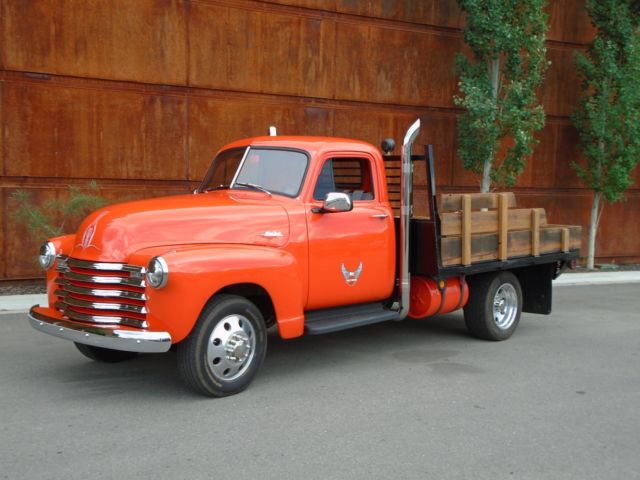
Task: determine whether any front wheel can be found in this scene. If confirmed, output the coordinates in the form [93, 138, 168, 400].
[464, 271, 523, 341]
[177, 295, 267, 397]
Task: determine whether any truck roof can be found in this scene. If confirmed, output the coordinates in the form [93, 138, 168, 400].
[220, 136, 382, 157]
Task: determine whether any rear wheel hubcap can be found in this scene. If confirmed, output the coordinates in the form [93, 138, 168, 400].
[493, 284, 518, 330]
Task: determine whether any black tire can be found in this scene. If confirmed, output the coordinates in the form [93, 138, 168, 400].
[74, 343, 139, 363]
[177, 294, 267, 397]
[463, 271, 523, 341]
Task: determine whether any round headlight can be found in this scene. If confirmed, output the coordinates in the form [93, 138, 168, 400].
[146, 256, 169, 289]
[38, 241, 56, 270]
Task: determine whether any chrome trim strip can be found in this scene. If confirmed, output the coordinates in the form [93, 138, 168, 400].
[55, 281, 146, 301]
[399, 119, 421, 319]
[56, 255, 70, 272]
[229, 146, 251, 188]
[57, 296, 147, 315]
[66, 258, 143, 273]
[28, 307, 170, 353]
[62, 271, 146, 288]
[55, 302, 147, 328]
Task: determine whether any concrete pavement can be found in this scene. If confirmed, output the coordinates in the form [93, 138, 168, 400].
[1, 283, 639, 479]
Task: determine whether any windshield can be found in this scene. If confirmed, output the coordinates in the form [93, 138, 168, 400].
[200, 147, 309, 198]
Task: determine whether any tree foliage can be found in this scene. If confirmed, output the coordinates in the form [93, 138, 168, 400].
[572, 0, 640, 269]
[573, 0, 640, 203]
[455, 0, 549, 191]
[10, 181, 108, 241]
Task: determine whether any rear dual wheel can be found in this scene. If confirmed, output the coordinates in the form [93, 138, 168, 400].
[464, 271, 523, 341]
[177, 295, 267, 397]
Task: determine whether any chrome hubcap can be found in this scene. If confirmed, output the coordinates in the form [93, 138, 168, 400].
[493, 283, 518, 330]
[207, 314, 256, 381]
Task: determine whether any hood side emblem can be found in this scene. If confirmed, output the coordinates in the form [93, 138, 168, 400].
[341, 262, 363, 286]
[77, 211, 108, 250]
[261, 231, 284, 238]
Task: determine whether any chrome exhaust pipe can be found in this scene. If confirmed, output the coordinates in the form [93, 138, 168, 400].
[398, 119, 420, 318]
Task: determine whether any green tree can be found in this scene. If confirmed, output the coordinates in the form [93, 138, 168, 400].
[455, 0, 549, 192]
[573, 0, 640, 269]
[10, 181, 108, 241]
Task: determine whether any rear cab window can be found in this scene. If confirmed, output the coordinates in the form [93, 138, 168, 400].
[313, 157, 376, 201]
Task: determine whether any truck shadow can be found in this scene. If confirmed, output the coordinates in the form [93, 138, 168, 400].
[45, 312, 474, 400]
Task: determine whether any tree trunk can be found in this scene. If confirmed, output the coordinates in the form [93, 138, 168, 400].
[481, 57, 501, 193]
[586, 190, 600, 269]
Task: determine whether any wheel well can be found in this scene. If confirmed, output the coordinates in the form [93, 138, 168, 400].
[215, 283, 277, 327]
[466, 265, 554, 315]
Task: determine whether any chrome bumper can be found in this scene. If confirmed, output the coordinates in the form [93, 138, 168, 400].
[28, 306, 172, 353]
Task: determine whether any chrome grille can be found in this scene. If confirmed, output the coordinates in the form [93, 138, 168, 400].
[55, 256, 148, 328]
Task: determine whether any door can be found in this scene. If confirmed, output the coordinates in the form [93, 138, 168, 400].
[305, 154, 395, 310]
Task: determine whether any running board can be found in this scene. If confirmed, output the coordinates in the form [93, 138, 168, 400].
[304, 302, 399, 335]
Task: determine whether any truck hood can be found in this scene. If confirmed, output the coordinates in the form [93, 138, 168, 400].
[69, 191, 290, 262]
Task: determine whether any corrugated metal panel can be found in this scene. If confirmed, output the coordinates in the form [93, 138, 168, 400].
[0, 0, 637, 280]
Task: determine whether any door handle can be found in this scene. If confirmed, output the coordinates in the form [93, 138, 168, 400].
[371, 214, 388, 219]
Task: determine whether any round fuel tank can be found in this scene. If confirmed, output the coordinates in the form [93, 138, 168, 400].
[408, 276, 469, 319]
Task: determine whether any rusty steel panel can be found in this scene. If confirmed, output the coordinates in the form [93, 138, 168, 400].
[331, 108, 457, 187]
[1, 0, 639, 280]
[334, 21, 461, 107]
[190, 2, 461, 107]
[517, 191, 640, 260]
[2, 186, 58, 278]
[0, 80, 3, 175]
[554, 124, 586, 189]
[518, 123, 558, 189]
[542, 46, 582, 117]
[188, 95, 335, 180]
[266, 0, 464, 28]
[548, 0, 596, 44]
[1, 0, 187, 85]
[419, 113, 457, 187]
[189, 3, 336, 97]
[3, 80, 187, 180]
[0, 191, 5, 279]
[2, 183, 188, 279]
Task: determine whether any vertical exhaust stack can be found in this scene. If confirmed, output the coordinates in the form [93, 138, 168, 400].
[398, 119, 421, 319]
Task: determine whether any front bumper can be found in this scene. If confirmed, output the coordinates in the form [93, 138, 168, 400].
[28, 305, 172, 353]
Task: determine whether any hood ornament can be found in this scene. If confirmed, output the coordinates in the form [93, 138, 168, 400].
[77, 211, 108, 250]
[341, 262, 363, 286]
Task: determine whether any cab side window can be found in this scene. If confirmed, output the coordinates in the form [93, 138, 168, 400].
[313, 157, 375, 201]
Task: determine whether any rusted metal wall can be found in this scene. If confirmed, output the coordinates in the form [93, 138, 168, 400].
[1, 0, 638, 280]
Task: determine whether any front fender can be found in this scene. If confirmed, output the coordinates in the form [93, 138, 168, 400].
[131, 245, 305, 343]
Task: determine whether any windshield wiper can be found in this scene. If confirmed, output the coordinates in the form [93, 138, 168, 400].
[203, 185, 228, 192]
[233, 182, 272, 196]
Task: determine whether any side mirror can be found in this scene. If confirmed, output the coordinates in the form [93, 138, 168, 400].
[313, 192, 353, 213]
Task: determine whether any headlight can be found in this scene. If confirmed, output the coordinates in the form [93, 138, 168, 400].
[146, 256, 169, 289]
[38, 241, 56, 270]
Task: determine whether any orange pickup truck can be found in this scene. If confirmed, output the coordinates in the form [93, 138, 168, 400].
[28, 120, 580, 397]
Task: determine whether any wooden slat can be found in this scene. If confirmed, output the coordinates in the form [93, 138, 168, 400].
[439, 208, 547, 236]
[562, 227, 570, 252]
[531, 209, 541, 256]
[461, 194, 471, 266]
[441, 225, 582, 266]
[498, 193, 509, 261]
[438, 192, 517, 213]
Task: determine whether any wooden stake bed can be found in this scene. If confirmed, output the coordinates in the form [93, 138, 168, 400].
[437, 192, 581, 267]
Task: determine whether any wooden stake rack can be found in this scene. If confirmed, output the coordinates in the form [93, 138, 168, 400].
[438, 192, 581, 267]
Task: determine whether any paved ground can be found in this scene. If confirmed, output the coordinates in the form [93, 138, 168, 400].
[1, 284, 639, 480]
